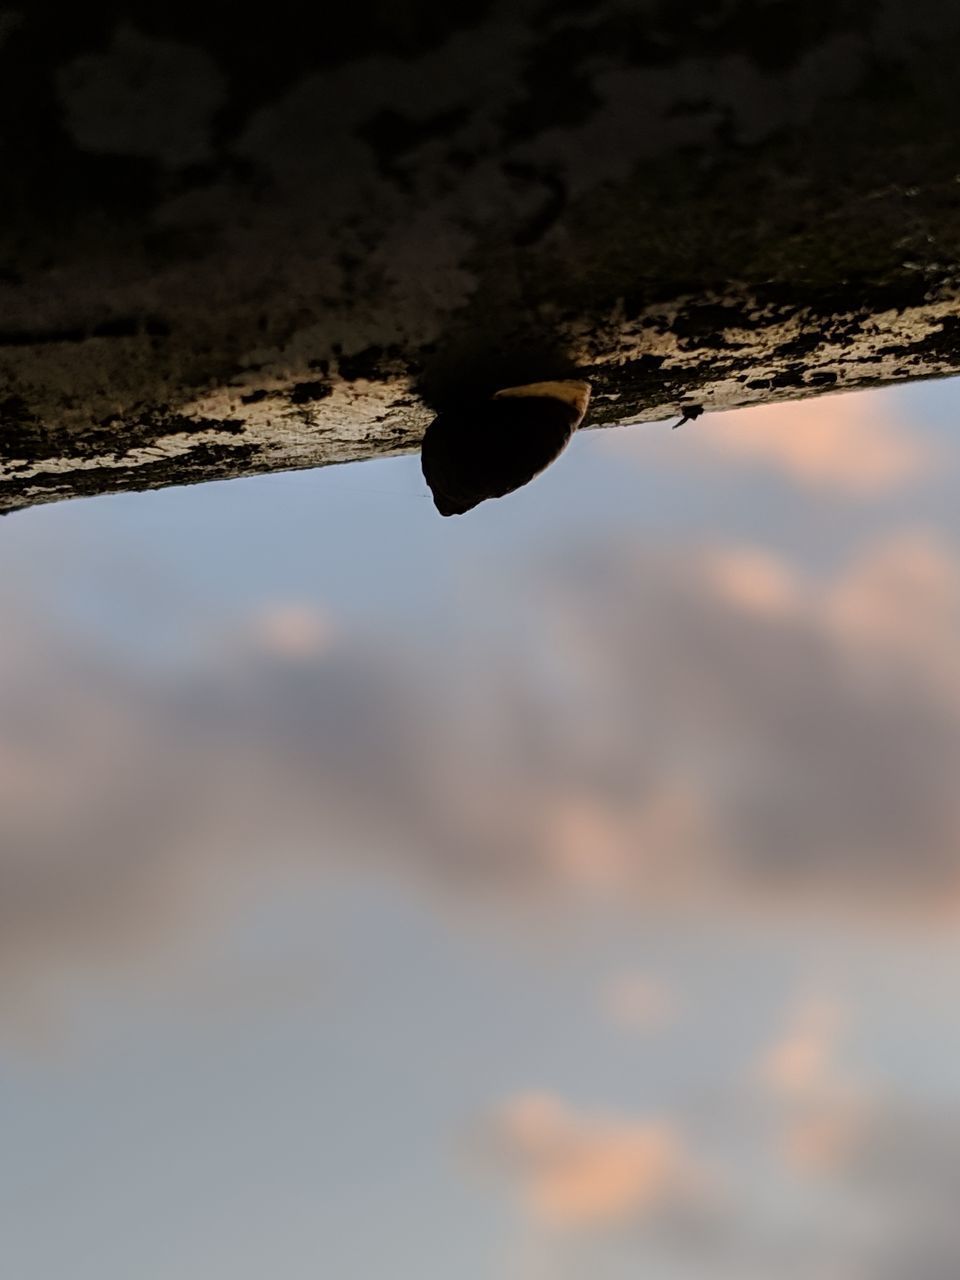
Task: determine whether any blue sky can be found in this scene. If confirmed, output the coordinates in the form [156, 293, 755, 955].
[3, 379, 960, 1279]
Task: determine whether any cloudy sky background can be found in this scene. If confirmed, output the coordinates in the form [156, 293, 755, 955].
[3, 380, 960, 1279]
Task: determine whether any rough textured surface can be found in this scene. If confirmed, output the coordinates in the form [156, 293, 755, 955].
[2, 0, 960, 514]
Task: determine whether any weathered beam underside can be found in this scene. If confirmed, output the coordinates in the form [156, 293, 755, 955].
[2, 1, 960, 513]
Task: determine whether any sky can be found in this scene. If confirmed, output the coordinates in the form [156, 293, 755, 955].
[2, 379, 960, 1279]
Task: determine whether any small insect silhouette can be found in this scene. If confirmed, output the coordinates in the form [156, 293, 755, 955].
[421, 379, 591, 516]
[671, 403, 704, 429]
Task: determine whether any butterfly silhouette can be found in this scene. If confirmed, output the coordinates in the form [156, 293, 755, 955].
[421, 380, 591, 516]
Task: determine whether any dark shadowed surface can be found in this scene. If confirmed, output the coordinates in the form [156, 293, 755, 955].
[3, 0, 960, 512]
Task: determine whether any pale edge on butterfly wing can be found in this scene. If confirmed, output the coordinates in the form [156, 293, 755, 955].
[492, 380, 591, 428]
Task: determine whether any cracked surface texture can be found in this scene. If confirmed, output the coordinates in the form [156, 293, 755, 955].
[2, 0, 960, 513]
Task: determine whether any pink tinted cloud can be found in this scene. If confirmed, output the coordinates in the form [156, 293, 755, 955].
[485, 1093, 708, 1229]
[248, 602, 336, 659]
[6, 520, 960, 1019]
[607, 388, 932, 495]
[699, 393, 929, 493]
[755, 994, 874, 1178]
[758, 997, 846, 1096]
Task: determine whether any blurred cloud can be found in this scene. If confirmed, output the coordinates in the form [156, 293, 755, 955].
[756, 995, 873, 1179]
[609, 390, 932, 495]
[601, 972, 678, 1032]
[476, 1052, 960, 1275]
[478, 1089, 960, 1278]
[701, 394, 929, 493]
[826, 532, 960, 691]
[6, 382, 960, 1280]
[697, 545, 797, 618]
[248, 602, 336, 659]
[758, 997, 845, 1096]
[779, 1096, 871, 1174]
[483, 1093, 708, 1230]
[847, 1107, 960, 1277]
[531, 530, 960, 908]
[4, 520, 960, 1017]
